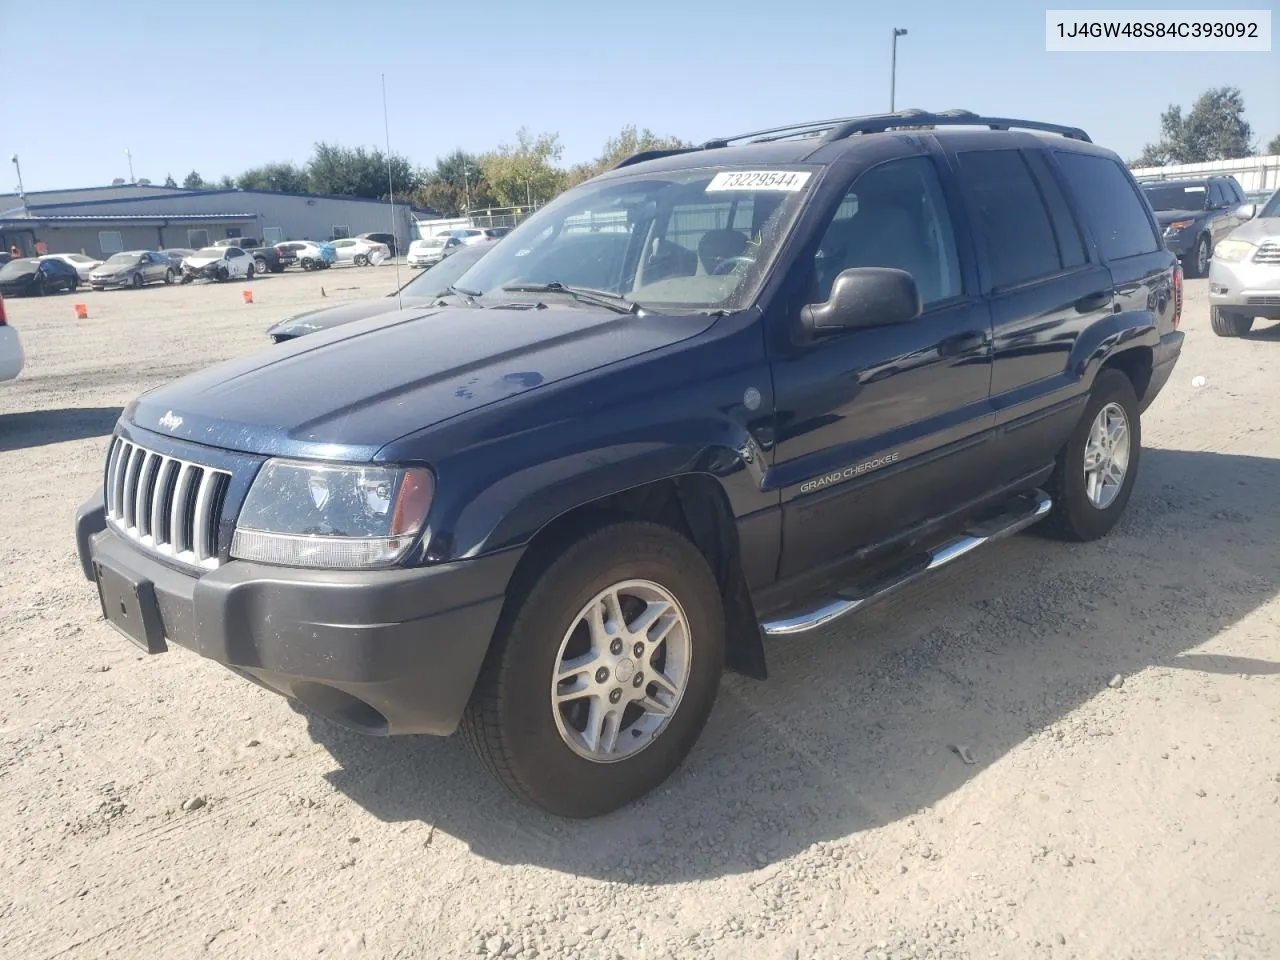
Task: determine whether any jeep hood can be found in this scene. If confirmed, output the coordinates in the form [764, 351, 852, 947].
[129, 303, 713, 460]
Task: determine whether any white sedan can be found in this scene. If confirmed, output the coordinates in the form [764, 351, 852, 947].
[179, 246, 257, 282]
[331, 238, 391, 266]
[1, 295, 23, 383]
[40, 253, 103, 281]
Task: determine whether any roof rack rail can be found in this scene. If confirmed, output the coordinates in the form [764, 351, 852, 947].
[614, 109, 1091, 169]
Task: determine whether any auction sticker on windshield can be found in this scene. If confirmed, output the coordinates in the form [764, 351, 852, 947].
[707, 171, 811, 192]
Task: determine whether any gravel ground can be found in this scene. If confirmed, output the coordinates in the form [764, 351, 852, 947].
[1, 270, 1277, 960]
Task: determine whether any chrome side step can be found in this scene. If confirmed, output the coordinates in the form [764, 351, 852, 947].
[760, 490, 1052, 637]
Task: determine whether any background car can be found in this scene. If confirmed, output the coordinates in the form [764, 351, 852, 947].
[267, 240, 492, 341]
[356, 232, 399, 257]
[1208, 187, 1280, 337]
[89, 251, 175, 290]
[212, 237, 286, 274]
[161, 248, 195, 273]
[0, 291, 22, 382]
[406, 233, 465, 268]
[39, 253, 102, 281]
[179, 246, 256, 282]
[331, 237, 391, 266]
[279, 240, 336, 270]
[0, 257, 81, 297]
[1139, 175, 1252, 277]
[454, 227, 506, 246]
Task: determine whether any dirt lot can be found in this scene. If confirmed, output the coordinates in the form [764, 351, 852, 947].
[1, 270, 1277, 960]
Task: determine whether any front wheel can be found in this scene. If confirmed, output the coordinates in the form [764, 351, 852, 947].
[254, 256, 268, 276]
[462, 521, 725, 818]
[131, 273, 143, 290]
[1210, 305, 1254, 337]
[1041, 368, 1141, 542]
[354, 254, 369, 267]
[1186, 235, 1211, 278]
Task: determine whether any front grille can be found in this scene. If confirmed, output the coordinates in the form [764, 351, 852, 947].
[105, 438, 231, 570]
[1254, 242, 1280, 264]
[1245, 296, 1280, 305]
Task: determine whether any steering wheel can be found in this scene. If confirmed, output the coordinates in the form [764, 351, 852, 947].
[710, 255, 755, 276]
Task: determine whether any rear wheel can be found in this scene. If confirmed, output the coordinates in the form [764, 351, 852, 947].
[254, 256, 268, 276]
[1210, 305, 1254, 337]
[1041, 368, 1141, 542]
[354, 254, 369, 267]
[1185, 235, 1211, 278]
[462, 521, 725, 818]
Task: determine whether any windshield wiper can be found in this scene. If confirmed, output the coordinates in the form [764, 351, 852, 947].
[448, 284, 481, 305]
[500, 282, 641, 315]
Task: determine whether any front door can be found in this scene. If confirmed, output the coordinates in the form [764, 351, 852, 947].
[770, 154, 994, 579]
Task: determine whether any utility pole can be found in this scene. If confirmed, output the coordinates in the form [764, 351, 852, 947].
[462, 161, 471, 218]
[10, 154, 24, 200]
[890, 28, 908, 112]
[526, 179, 532, 209]
[126, 148, 135, 184]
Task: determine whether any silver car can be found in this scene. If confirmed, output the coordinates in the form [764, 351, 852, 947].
[89, 250, 176, 290]
[1208, 188, 1280, 337]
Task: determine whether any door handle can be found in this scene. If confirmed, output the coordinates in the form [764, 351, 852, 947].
[1075, 290, 1113, 313]
[938, 331, 987, 356]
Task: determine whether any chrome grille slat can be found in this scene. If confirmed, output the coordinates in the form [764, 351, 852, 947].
[103, 438, 232, 571]
[1254, 242, 1279, 264]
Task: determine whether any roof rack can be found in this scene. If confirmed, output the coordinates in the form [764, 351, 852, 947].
[614, 109, 1091, 170]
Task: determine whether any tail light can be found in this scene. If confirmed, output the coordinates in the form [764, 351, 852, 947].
[1172, 260, 1183, 329]
[0, 291, 7, 326]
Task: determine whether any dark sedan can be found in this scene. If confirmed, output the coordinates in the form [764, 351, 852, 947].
[0, 257, 80, 297]
[266, 239, 491, 342]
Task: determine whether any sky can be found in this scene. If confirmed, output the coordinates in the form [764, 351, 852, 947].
[3, 0, 1277, 192]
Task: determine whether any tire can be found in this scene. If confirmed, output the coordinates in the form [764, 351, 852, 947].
[34, 277, 46, 297]
[354, 254, 369, 267]
[131, 273, 143, 290]
[254, 256, 268, 276]
[246, 264, 255, 280]
[1185, 235, 1211, 278]
[68, 277, 78, 293]
[215, 266, 228, 282]
[164, 268, 175, 284]
[1210, 305, 1254, 337]
[462, 520, 725, 818]
[1041, 368, 1141, 542]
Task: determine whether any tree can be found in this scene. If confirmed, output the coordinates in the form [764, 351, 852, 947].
[163, 174, 177, 188]
[413, 149, 496, 216]
[1266, 134, 1280, 156]
[218, 174, 235, 189]
[565, 125, 693, 187]
[182, 170, 206, 189]
[306, 142, 419, 199]
[1138, 87, 1254, 165]
[236, 162, 309, 194]
[480, 128, 566, 208]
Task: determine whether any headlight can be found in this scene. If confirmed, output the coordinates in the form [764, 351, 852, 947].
[1212, 239, 1255, 263]
[1164, 219, 1194, 232]
[230, 460, 434, 569]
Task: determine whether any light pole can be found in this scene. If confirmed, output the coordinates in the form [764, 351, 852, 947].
[10, 154, 24, 199]
[462, 161, 471, 218]
[890, 27, 908, 112]
[126, 147, 135, 184]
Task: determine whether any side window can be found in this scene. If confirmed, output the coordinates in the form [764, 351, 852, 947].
[1054, 152, 1161, 261]
[227, 248, 244, 258]
[1208, 182, 1226, 207]
[954, 149, 1062, 289]
[813, 156, 961, 306]
[1023, 151, 1087, 270]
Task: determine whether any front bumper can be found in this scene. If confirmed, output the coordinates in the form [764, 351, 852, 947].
[407, 254, 443, 267]
[1208, 258, 1280, 319]
[75, 494, 519, 736]
[89, 275, 132, 289]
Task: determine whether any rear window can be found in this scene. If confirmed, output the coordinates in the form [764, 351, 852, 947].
[1056, 153, 1161, 261]
[954, 149, 1064, 289]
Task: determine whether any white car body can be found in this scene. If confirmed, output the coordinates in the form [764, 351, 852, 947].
[406, 234, 465, 268]
[0, 294, 23, 382]
[40, 253, 102, 281]
[183, 246, 255, 280]
[330, 238, 391, 265]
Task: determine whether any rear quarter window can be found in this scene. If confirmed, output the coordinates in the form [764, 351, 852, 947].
[1054, 152, 1161, 261]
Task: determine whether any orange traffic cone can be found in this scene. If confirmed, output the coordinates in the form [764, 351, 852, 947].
[74, 303, 88, 319]
[242, 289, 254, 304]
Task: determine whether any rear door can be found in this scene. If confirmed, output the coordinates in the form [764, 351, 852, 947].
[770, 152, 994, 576]
[944, 142, 1114, 483]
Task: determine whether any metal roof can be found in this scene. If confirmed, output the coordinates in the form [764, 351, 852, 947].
[0, 213, 255, 225]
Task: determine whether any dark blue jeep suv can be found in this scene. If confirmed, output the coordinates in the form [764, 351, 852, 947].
[76, 109, 1184, 817]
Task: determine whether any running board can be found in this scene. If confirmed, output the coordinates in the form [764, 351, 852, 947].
[760, 490, 1052, 637]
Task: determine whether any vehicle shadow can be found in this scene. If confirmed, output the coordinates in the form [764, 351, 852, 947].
[1243, 319, 1280, 341]
[0, 406, 121, 453]
[309, 447, 1280, 884]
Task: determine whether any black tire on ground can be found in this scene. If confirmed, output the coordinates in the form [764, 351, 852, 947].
[131, 273, 143, 289]
[1210, 305, 1254, 337]
[254, 256, 268, 275]
[354, 254, 369, 267]
[165, 268, 175, 284]
[270, 264, 285, 273]
[246, 264, 255, 280]
[1185, 235, 1211, 278]
[34, 276, 46, 296]
[1041, 368, 1141, 542]
[215, 266, 228, 282]
[462, 520, 726, 818]
[67, 277, 78, 293]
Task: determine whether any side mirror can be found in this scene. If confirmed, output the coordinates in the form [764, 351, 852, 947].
[801, 267, 922, 335]
[1235, 203, 1257, 219]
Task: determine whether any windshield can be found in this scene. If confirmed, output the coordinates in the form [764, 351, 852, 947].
[1260, 190, 1280, 219]
[104, 252, 141, 266]
[419, 236, 448, 247]
[399, 243, 489, 298]
[194, 247, 224, 258]
[1141, 182, 1208, 212]
[455, 165, 816, 312]
[0, 259, 38, 279]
